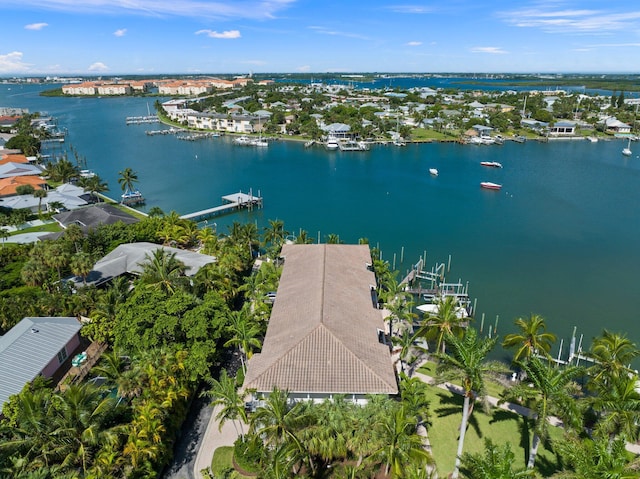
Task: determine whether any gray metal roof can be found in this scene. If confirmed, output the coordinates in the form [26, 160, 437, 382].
[0, 317, 81, 409]
[75, 242, 216, 287]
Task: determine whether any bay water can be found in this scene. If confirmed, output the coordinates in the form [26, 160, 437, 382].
[2, 83, 640, 359]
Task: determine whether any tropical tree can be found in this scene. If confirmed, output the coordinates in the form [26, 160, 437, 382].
[392, 328, 426, 376]
[398, 373, 431, 428]
[263, 219, 289, 256]
[33, 189, 47, 214]
[249, 388, 305, 451]
[589, 373, 640, 443]
[414, 295, 467, 354]
[223, 306, 262, 372]
[117, 167, 139, 196]
[587, 329, 640, 387]
[201, 369, 248, 437]
[501, 356, 582, 469]
[502, 314, 557, 363]
[372, 405, 433, 478]
[138, 248, 189, 295]
[79, 174, 109, 203]
[70, 252, 93, 285]
[460, 439, 533, 479]
[0, 227, 8, 248]
[551, 433, 640, 479]
[435, 328, 507, 479]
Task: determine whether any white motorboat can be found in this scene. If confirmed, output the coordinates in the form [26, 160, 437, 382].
[429, 168, 438, 176]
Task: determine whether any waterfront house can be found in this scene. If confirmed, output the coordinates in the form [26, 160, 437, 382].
[53, 203, 139, 231]
[69, 242, 216, 288]
[549, 121, 577, 136]
[0, 317, 82, 411]
[0, 175, 46, 197]
[97, 84, 132, 96]
[601, 117, 632, 134]
[0, 162, 43, 179]
[243, 244, 398, 404]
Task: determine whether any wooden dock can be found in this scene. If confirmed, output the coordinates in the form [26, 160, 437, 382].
[181, 191, 263, 221]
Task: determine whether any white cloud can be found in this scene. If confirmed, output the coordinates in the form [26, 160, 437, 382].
[88, 61, 109, 72]
[308, 26, 369, 40]
[5, 0, 295, 20]
[239, 60, 267, 65]
[113, 28, 127, 37]
[387, 5, 434, 14]
[471, 46, 508, 54]
[0, 51, 31, 73]
[297, 65, 311, 72]
[25, 22, 48, 30]
[195, 29, 241, 39]
[406, 41, 422, 46]
[587, 42, 640, 47]
[499, 6, 640, 33]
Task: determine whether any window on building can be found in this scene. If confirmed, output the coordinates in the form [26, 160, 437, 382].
[57, 347, 68, 364]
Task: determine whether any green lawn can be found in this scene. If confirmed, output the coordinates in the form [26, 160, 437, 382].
[10, 222, 62, 235]
[211, 446, 255, 478]
[424, 385, 562, 477]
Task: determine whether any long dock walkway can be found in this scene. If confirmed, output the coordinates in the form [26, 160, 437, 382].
[180, 191, 262, 221]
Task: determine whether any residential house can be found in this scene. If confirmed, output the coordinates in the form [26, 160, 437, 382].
[0, 317, 82, 410]
[549, 121, 576, 136]
[69, 242, 216, 288]
[243, 244, 398, 404]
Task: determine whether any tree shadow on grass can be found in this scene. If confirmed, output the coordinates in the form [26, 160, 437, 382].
[433, 391, 482, 439]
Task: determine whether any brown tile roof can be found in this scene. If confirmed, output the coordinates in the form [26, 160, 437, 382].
[0, 154, 29, 165]
[0, 175, 45, 196]
[243, 244, 398, 396]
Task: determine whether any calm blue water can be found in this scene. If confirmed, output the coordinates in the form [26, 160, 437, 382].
[3, 83, 640, 357]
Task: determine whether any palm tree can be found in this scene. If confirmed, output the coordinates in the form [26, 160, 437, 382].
[201, 369, 248, 437]
[0, 227, 8, 248]
[399, 373, 431, 427]
[590, 374, 640, 443]
[263, 218, 289, 255]
[49, 383, 119, 474]
[501, 356, 582, 469]
[138, 248, 189, 295]
[70, 252, 93, 285]
[373, 405, 433, 478]
[249, 388, 304, 451]
[435, 328, 507, 479]
[79, 174, 109, 203]
[43, 242, 70, 281]
[117, 167, 139, 196]
[392, 327, 426, 376]
[587, 329, 640, 387]
[33, 189, 47, 214]
[551, 432, 640, 479]
[460, 439, 533, 479]
[223, 307, 262, 372]
[414, 295, 467, 354]
[502, 314, 557, 363]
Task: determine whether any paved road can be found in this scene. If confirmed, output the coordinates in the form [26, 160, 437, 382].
[161, 391, 213, 479]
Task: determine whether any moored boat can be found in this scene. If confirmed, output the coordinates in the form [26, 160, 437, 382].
[480, 182, 502, 190]
[429, 168, 438, 176]
[480, 161, 503, 168]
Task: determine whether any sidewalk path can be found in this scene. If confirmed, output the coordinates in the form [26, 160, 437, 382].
[193, 405, 243, 478]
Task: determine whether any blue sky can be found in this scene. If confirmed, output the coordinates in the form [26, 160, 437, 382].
[1, 0, 639, 75]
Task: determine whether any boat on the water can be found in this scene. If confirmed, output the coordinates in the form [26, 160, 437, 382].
[325, 137, 339, 150]
[480, 182, 502, 190]
[622, 138, 632, 157]
[480, 161, 503, 168]
[429, 168, 438, 176]
[234, 135, 251, 145]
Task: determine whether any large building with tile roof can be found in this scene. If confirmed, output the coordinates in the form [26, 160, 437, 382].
[243, 244, 398, 403]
